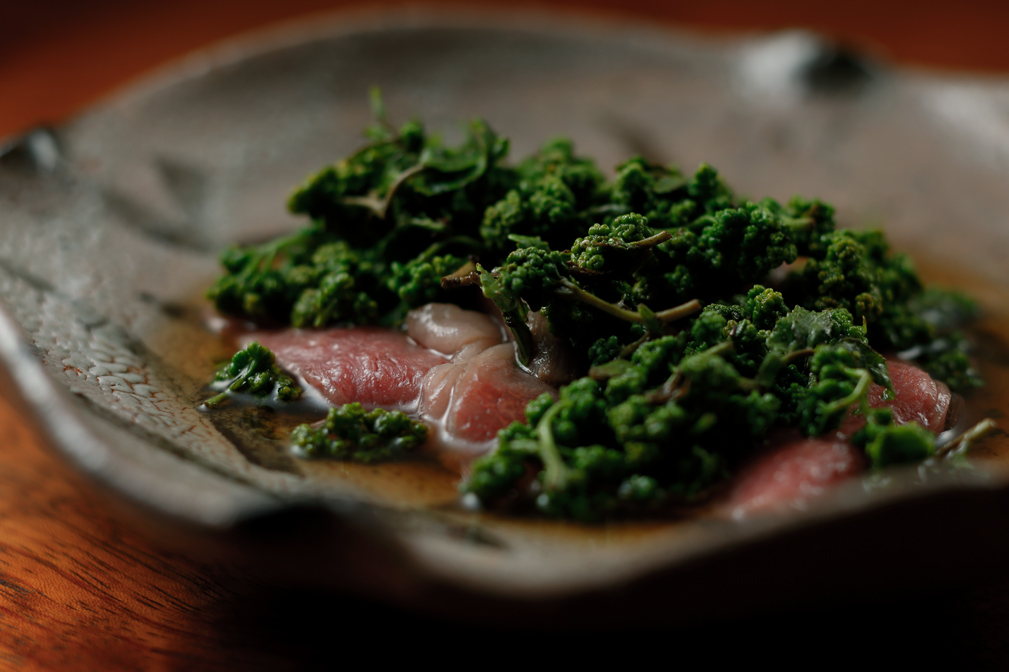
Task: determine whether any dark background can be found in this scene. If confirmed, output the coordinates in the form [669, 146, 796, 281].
[6, 0, 1009, 138]
[3, 1, 1009, 669]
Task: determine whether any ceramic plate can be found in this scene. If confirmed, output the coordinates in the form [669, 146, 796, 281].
[1, 10, 1008, 621]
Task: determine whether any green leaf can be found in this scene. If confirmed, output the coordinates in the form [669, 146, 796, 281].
[836, 338, 894, 399]
[414, 120, 507, 196]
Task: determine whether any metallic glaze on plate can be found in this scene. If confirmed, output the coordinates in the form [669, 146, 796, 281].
[0, 11, 1007, 618]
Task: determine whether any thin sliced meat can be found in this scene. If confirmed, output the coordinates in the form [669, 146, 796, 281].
[410, 304, 557, 447]
[727, 359, 951, 517]
[244, 327, 446, 410]
[726, 429, 865, 518]
[440, 343, 557, 444]
[248, 303, 557, 457]
[840, 359, 951, 436]
[406, 303, 503, 356]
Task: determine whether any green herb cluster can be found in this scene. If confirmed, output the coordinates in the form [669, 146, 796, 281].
[463, 296, 920, 520]
[206, 103, 978, 392]
[290, 403, 428, 462]
[466, 191, 981, 519]
[203, 341, 302, 408]
[207, 94, 517, 328]
[207, 102, 985, 516]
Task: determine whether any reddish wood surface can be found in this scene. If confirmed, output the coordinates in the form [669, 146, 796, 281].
[0, 385, 263, 669]
[4, 2, 1009, 668]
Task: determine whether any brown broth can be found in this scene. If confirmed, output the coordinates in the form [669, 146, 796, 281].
[181, 260, 1009, 525]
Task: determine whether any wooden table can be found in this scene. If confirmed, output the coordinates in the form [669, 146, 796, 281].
[3, 2, 1009, 668]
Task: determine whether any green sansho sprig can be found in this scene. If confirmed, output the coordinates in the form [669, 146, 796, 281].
[291, 403, 428, 462]
[206, 98, 987, 517]
[203, 342, 302, 408]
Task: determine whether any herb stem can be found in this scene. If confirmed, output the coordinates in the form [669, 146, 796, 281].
[823, 367, 871, 416]
[783, 348, 815, 364]
[936, 418, 998, 457]
[342, 163, 427, 220]
[655, 299, 703, 323]
[440, 260, 479, 289]
[629, 231, 673, 248]
[202, 391, 230, 408]
[556, 279, 700, 325]
[503, 310, 536, 369]
[536, 402, 569, 491]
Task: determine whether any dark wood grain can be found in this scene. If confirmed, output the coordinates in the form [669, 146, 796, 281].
[4, 2, 1009, 669]
[0, 386, 255, 669]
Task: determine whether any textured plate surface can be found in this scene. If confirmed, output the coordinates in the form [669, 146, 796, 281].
[1, 10, 1008, 614]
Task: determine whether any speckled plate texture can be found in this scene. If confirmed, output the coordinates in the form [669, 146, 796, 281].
[2, 10, 1009, 621]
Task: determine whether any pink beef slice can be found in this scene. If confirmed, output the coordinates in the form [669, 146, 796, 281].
[248, 303, 557, 452]
[727, 360, 951, 517]
[245, 327, 446, 409]
[405, 303, 503, 355]
[726, 429, 866, 518]
[839, 359, 951, 435]
[441, 343, 557, 444]
[407, 304, 557, 445]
